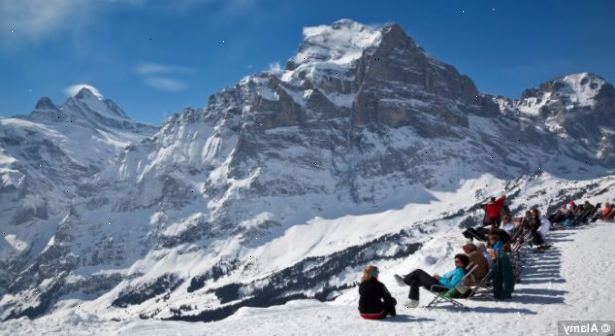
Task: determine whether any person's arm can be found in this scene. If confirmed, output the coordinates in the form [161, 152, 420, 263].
[380, 283, 397, 305]
[437, 270, 453, 280]
[438, 268, 464, 288]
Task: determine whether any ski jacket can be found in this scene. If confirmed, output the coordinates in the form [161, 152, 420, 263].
[492, 240, 504, 255]
[484, 196, 506, 219]
[465, 251, 489, 285]
[358, 278, 396, 314]
[438, 267, 465, 289]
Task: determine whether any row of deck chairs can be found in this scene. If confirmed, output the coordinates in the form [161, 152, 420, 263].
[425, 230, 533, 309]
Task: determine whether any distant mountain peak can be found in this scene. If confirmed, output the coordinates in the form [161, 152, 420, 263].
[523, 72, 606, 97]
[34, 97, 58, 111]
[517, 72, 611, 116]
[74, 87, 104, 101]
[25, 87, 159, 135]
[558, 72, 607, 100]
[64, 84, 104, 100]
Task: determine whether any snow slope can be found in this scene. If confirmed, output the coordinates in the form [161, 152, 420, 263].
[2, 18, 615, 328]
[3, 219, 613, 335]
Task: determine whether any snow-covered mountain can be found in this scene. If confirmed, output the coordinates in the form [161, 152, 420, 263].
[1, 19, 614, 323]
[496, 72, 615, 164]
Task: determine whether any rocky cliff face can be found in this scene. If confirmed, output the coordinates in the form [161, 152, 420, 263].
[1, 19, 614, 322]
[497, 72, 615, 164]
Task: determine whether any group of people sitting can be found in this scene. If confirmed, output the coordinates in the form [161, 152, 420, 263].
[549, 201, 614, 227]
[358, 239, 501, 319]
[357, 194, 611, 320]
[462, 195, 551, 251]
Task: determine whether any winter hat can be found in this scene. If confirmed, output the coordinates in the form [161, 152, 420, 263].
[370, 267, 379, 278]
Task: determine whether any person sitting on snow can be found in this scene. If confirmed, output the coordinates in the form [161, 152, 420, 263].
[358, 265, 397, 319]
[393, 254, 470, 308]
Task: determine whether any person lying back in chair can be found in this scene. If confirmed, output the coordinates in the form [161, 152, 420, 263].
[394, 254, 470, 308]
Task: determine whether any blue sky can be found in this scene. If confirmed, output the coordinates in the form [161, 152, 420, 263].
[1, 0, 613, 125]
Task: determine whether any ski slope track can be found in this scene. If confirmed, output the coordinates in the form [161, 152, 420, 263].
[1, 19, 614, 334]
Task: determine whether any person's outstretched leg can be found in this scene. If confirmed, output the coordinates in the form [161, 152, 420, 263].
[403, 269, 439, 300]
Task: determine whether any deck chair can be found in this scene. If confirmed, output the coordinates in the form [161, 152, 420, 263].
[467, 268, 494, 298]
[508, 231, 532, 282]
[425, 264, 478, 309]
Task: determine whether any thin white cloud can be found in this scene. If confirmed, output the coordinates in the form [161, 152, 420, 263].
[63, 84, 104, 98]
[136, 62, 192, 92]
[0, 0, 148, 48]
[144, 77, 187, 92]
[1, 0, 259, 45]
[0, 0, 82, 41]
[135, 62, 193, 75]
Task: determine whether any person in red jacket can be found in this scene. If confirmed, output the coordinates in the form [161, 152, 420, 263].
[482, 194, 506, 227]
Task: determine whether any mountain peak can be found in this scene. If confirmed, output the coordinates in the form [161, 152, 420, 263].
[558, 72, 607, 99]
[34, 97, 58, 111]
[74, 87, 104, 101]
[63, 84, 104, 101]
[519, 72, 610, 114]
[330, 18, 369, 30]
[287, 19, 381, 69]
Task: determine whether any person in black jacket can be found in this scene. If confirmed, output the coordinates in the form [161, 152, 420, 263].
[358, 265, 397, 319]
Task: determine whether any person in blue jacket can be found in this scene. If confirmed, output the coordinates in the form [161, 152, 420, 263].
[394, 254, 470, 308]
[487, 231, 505, 259]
